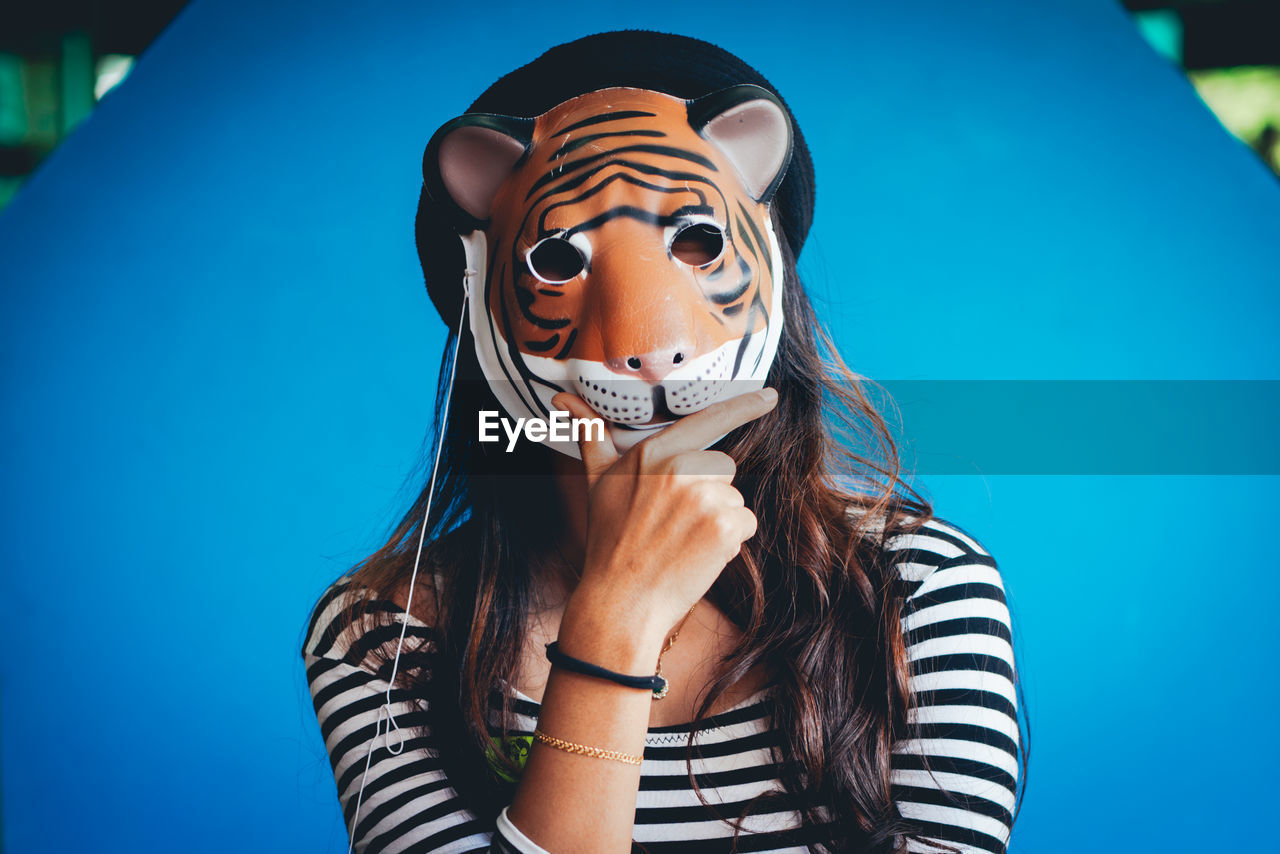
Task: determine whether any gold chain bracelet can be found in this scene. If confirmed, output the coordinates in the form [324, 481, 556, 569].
[532, 728, 643, 766]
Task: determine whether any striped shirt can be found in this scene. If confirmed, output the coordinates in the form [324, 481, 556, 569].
[301, 515, 1021, 853]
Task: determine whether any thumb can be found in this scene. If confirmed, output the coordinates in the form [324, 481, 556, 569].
[551, 392, 618, 486]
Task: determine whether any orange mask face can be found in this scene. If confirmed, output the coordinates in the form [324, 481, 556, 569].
[425, 85, 792, 456]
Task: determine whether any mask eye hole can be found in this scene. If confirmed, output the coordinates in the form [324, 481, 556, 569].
[670, 223, 725, 267]
[526, 237, 585, 284]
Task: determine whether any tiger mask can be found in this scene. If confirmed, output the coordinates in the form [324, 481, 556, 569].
[424, 85, 792, 457]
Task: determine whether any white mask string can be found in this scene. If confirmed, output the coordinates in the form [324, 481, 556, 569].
[346, 276, 471, 853]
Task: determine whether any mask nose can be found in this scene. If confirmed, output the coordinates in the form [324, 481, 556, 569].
[606, 347, 688, 384]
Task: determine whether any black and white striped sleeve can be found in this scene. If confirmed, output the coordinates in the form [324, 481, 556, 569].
[890, 522, 1022, 854]
[302, 579, 548, 854]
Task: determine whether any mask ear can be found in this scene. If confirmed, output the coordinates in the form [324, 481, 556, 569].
[423, 114, 535, 228]
[686, 85, 793, 205]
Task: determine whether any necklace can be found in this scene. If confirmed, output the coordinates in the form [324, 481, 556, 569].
[652, 601, 698, 701]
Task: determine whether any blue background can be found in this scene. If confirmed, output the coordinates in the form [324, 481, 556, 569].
[2, 0, 1277, 851]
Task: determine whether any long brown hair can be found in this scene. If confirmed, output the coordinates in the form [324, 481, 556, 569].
[325, 208, 1027, 852]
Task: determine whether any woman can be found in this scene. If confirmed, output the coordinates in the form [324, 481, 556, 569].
[302, 30, 1025, 854]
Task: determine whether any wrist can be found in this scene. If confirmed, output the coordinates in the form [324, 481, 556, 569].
[559, 584, 668, 674]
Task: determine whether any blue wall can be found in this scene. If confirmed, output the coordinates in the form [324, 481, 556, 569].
[1, 0, 1276, 851]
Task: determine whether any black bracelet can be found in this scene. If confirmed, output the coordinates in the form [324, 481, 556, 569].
[544, 641, 666, 696]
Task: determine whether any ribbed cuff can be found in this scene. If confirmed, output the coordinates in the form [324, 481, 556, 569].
[494, 805, 554, 854]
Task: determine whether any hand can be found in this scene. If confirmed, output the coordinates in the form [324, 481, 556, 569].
[551, 387, 779, 647]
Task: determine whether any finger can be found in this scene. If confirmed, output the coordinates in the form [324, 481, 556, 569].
[703, 481, 745, 509]
[685, 482, 746, 523]
[642, 388, 778, 460]
[667, 450, 737, 483]
[708, 502, 757, 555]
[551, 392, 618, 487]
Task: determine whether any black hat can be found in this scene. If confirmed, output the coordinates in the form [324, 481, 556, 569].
[414, 29, 816, 328]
